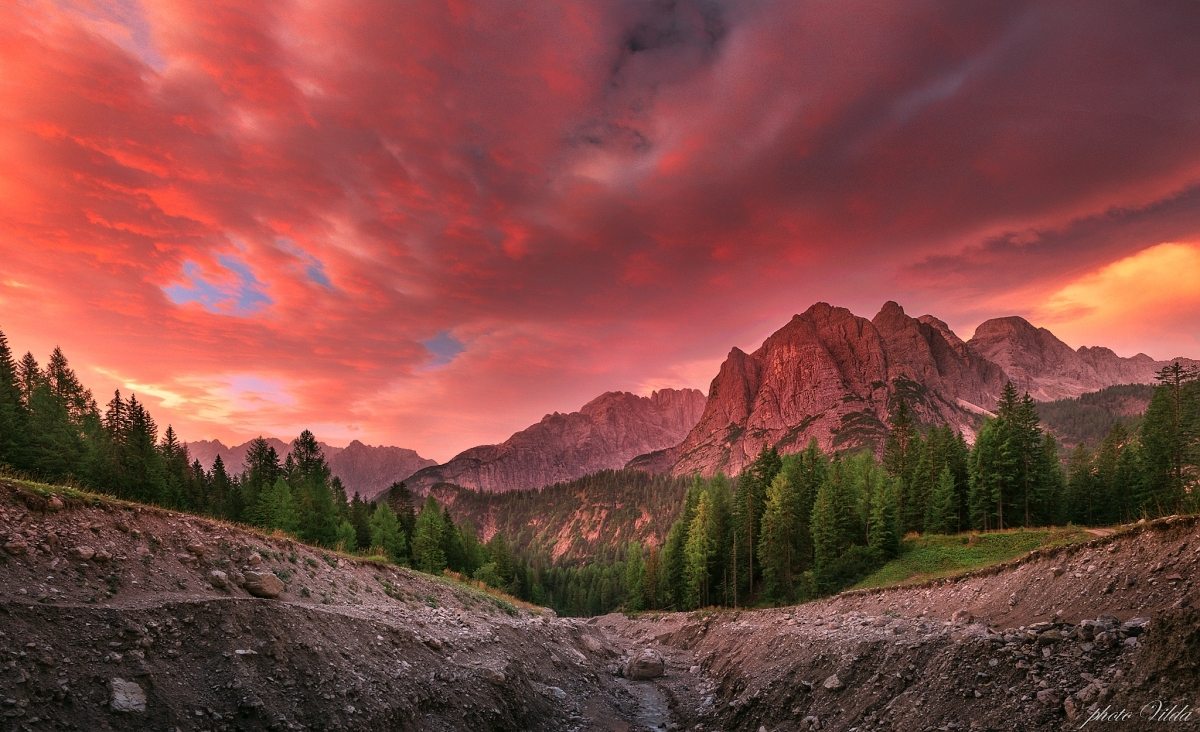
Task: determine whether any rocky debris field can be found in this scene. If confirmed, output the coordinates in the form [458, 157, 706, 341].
[598, 515, 1200, 731]
[1, 478, 1198, 731]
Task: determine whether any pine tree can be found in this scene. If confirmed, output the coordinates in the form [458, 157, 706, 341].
[732, 447, 781, 602]
[661, 478, 702, 609]
[259, 477, 300, 533]
[868, 478, 900, 559]
[623, 542, 645, 612]
[369, 503, 406, 561]
[884, 400, 923, 532]
[924, 466, 958, 534]
[0, 328, 29, 470]
[210, 454, 239, 520]
[16, 352, 39, 409]
[242, 437, 281, 525]
[411, 496, 448, 573]
[683, 492, 715, 609]
[1065, 445, 1097, 524]
[335, 520, 357, 552]
[1141, 362, 1199, 515]
[641, 544, 661, 609]
[757, 472, 796, 603]
[441, 509, 466, 571]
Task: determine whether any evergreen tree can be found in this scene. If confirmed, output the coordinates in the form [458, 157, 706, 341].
[441, 509, 466, 572]
[661, 478, 702, 609]
[369, 503, 407, 561]
[210, 454, 239, 521]
[758, 472, 797, 603]
[335, 520, 357, 552]
[868, 478, 900, 559]
[1065, 445, 1097, 524]
[411, 496, 448, 573]
[683, 492, 716, 609]
[623, 542, 645, 612]
[242, 437, 282, 525]
[732, 447, 781, 602]
[924, 466, 959, 534]
[0, 328, 29, 470]
[1141, 362, 1199, 514]
[259, 477, 300, 533]
[16, 352, 39, 408]
[884, 400, 923, 532]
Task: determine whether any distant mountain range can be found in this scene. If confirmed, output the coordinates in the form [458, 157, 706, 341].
[400, 389, 706, 494]
[198, 300, 1197, 499]
[186, 438, 435, 501]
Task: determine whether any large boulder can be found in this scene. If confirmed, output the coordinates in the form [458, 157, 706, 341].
[242, 571, 285, 599]
[624, 648, 665, 680]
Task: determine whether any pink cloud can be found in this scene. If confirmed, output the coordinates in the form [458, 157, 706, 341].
[2, 1, 1200, 460]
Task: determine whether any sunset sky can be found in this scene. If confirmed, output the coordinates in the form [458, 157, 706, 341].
[3, 1, 1200, 462]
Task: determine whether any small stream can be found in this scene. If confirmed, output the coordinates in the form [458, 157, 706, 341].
[617, 678, 671, 732]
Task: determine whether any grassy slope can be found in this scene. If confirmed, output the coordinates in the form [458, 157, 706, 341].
[850, 526, 1097, 591]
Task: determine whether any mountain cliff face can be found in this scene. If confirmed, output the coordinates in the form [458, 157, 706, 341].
[967, 316, 1198, 401]
[670, 302, 1008, 477]
[402, 389, 706, 493]
[186, 438, 436, 501]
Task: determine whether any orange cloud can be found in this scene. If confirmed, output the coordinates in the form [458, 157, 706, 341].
[1037, 243, 1200, 357]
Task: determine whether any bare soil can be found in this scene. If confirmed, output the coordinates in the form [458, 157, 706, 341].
[2, 480, 1197, 731]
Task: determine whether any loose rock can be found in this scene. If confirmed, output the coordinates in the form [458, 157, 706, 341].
[109, 678, 146, 713]
[242, 571, 284, 599]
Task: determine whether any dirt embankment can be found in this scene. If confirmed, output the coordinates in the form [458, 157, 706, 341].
[599, 516, 1200, 732]
[2, 480, 1198, 732]
[0, 482, 642, 731]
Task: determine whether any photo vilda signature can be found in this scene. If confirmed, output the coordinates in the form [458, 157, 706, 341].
[1082, 701, 1194, 727]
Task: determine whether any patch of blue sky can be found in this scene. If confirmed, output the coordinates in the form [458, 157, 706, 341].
[163, 255, 271, 316]
[422, 331, 465, 368]
[276, 238, 334, 289]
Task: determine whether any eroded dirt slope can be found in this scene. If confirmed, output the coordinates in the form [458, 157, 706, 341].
[599, 516, 1200, 731]
[0, 481, 644, 731]
[3, 479, 1198, 731]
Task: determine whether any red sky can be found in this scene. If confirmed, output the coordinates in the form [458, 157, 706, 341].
[3, 0, 1200, 462]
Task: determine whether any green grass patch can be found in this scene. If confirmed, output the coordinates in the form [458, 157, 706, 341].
[851, 526, 1095, 591]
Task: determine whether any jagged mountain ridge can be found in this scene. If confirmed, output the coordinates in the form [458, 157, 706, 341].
[186, 438, 436, 501]
[967, 316, 1198, 401]
[664, 301, 1196, 478]
[401, 389, 706, 494]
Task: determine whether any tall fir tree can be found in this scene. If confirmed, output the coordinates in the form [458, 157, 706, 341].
[924, 466, 959, 534]
[411, 496, 448, 573]
[757, 472, 797, 603]
[0, 328, 29, 470]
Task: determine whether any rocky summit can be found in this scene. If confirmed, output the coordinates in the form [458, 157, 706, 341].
[663, 301, 1197, 478]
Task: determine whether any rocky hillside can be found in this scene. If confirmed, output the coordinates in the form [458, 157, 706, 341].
[0, 479, 660, 731]
[428, 470, 691, 563]
[402, 389, 705, 494]
[968, 316, 1199, 402]
[1, 478, 1196, 730]
[187, 438, 436, 501]
[661, 301, 1196, 478]
[670, 302, 1007, 477]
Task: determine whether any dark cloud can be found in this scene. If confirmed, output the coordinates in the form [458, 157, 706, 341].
[1, 0, 1198, 458]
